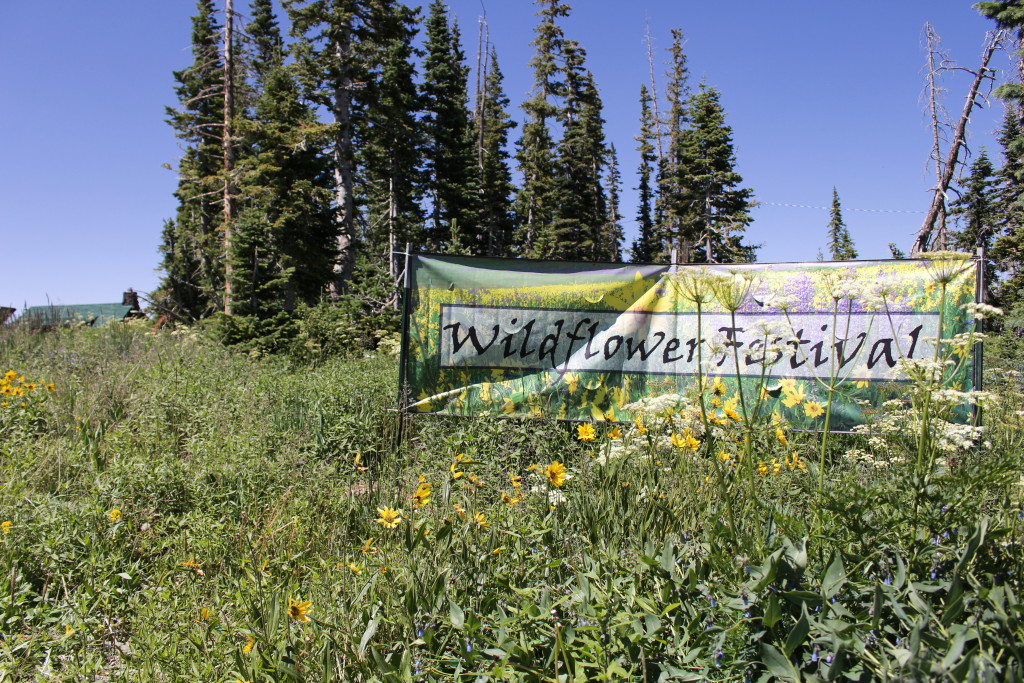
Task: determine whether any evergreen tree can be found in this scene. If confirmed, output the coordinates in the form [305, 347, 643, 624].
[826, 187, 858, 260]
[550, 39, 609, 260]
[157, 0, 225, 320]
[422, 1, 480, 252]
[888, 243, 907, 259]
[672, 85, 756, 263]
[285, 0, 375, 291]
[950, 151, 999, 301]
[354, 1, 424, 259]
[229, 0, 336, 317]
[631, 84, 657, 262]
[654, 29, 690, 261]
[515, 0, 567, 257]
[601, 144, 624, 262]
[475, 47, 516, 257]
[975, 3, 1024, 306]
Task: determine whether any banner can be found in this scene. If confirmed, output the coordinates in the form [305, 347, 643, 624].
[401, 254, 979, 430]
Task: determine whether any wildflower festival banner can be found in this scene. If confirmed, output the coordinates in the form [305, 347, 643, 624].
[399, 254, 981, 430]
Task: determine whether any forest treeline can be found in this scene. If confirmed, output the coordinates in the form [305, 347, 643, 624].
[155, 0, 1024, 353]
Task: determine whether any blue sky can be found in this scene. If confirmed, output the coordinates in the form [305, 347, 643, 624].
[0, 1, 1010, 310]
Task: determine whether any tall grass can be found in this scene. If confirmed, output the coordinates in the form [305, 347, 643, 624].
[0, 301, 1022, 681]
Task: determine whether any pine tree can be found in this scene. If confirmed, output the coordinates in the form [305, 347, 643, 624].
[601, 144, 624, 262]
[285, 0, 375, 291]
[654, 29, 690, 261]
[422, 1, 480, 253]
[354, 1, 424, 260]
[515, 0, 568, 258]
[229, 0, 336, 317]
[826, 187, 858, 260]
[950, 151, 999, 301]
[475, 47, 516, 257]
[631, 84, 657, 262]
[157, 0, 225, 320]
[672, 85, 756, 263]
[550, 39, 609, 260]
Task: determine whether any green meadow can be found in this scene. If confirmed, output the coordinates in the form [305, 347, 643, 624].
[1, 310, 1022, 681]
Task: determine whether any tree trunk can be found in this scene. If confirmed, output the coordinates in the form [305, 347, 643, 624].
[223, 0, 235, 314]
[332, 21, 356, 295]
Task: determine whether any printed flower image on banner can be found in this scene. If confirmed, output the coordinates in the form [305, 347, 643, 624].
[400, 254, 979, 430]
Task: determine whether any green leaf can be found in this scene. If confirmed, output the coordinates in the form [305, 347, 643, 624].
[358, 615, 378, 658]
[822, 553, 845, 599]
[783, 608, 810, 658]
[450, 600, 465, 630]
[760, 642, 800, 682]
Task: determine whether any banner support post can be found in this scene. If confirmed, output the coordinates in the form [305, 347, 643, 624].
[395, 245, 412, 447]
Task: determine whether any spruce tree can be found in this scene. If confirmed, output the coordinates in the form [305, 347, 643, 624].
[631, 84, 657, 262]
[515, 0, 567, 258]
[285, 0, 374, 291]
[475, 47, 516, 257]
[229, 0, 336, 317]
[826, 187, 858, 260]
[422, 1, 480, 253]
[655, 29, 690, 261]
[550, 39, 609, 261]
[354, 1, 424, 260]
[602, 144, 624, 262]
[157, 0, 225, 320]
[672, 85, 756, 263]
[950, 151, 999, 300]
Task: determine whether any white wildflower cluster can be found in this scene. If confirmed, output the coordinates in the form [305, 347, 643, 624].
[593, 440, 633, 466]
[929, 389, 995, 407]
[759, 292, 799, 311]
[622, 393, 700, 419]
[962, 302, 1003, 320]
[844, 447, 907, 470]
[892, 357, 954, 385]
[935, 423, 988, 453]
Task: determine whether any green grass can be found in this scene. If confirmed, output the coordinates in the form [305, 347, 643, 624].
[1, 322, 1022, 681]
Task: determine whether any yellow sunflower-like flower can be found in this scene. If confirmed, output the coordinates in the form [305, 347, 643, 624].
[108, 509, 122, 522]
[607, 426, 623, 440]
[546, 461, 567, 488]
[288, 598, 312, 622]
[347, 563, 362, 575]
[375, 507, 403, 529]
[501, 491, 520, 507]
[711, 376, 727, 397]
[634, 415, 647, 434]
[782, 384, 805, 408]
[670, 428, 700, 451]
[412, 480, 432, 509]
[361, 538, 378, 555]
[803, 401, 825, 419]
[1, 521, 11, 534]
[723, 397, 742, 422]
[775, 427, 788, 446]
[577, 423, 597, 442]
[473, 512, 490, 528]
[243, 636, 255, 653]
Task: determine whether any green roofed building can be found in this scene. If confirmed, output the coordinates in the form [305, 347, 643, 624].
[17, 290, 145, 328]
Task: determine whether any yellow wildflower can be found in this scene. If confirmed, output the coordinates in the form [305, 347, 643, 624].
[509, 472, 522, 491]
[501, 491, 520, 506]
[772, 459, 782, 475]
[473, 512, 490, 528]
[634, 415, 647, 434]
[453, 503, 466, 519]
[782, 384, 805, 408]
[243, 636, 254, 653]
[577, 423, 597, 442]
[855, 380, 869, 389]
[670, 428, 700, 451]
[347, 563, 362, 575]
[64, 624, 74, 637]
[711, 376, 727, 396]
[757, 461, 769, 476]
[46, 382, 55, 393]
[108, 509, 122, 522]
[287, 598, 312, 622]
[546, 461, 567, 488]
[1, 521, 11, 534]
[449, 461, 464, 479]
[412, 480, 432, 509]
[3, 371, 15, 381]
[776, 427, 788, 446]
[361, 538, 378, 555]
[803, 401, 825, 419]
[607, 426, 623, 440]
[723, 396, 742, 422]
[375, 507, 403, 529]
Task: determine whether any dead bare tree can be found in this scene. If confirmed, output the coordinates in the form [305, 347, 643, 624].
[911, 28, 1003, 256]
[222, 0, 236, 313]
